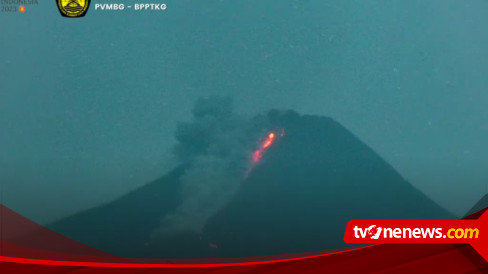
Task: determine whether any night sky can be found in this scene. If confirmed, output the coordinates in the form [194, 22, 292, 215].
[2, 0, 487, 224]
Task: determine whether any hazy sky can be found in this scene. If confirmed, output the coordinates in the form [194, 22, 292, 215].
[1, 0, 487, 224]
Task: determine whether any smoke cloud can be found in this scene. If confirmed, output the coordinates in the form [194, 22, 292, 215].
[151, 96, 262, 239]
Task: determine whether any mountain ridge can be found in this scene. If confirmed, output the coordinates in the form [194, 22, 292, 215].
[49, 110, 454, 258]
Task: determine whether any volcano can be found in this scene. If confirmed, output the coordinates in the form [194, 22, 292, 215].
[48, 109, 454, 258]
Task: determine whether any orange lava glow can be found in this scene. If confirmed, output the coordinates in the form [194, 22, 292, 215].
[252, 131, 278, 163]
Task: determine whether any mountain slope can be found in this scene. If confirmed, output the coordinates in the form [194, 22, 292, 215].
[465, 194, 488, 217]
[49, 110, 454, 258]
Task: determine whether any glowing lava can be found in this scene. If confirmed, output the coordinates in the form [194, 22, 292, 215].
[253, 132, 277, 163]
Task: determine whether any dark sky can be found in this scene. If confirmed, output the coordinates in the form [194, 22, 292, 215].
[1, 0, 487, 224]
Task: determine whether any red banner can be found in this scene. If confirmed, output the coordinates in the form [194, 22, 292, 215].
[344, 210, 488, 261]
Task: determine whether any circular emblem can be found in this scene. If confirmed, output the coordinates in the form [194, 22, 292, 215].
[57, 0, 90, 18]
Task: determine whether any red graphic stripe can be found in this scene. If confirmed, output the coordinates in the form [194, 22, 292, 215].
[0, 246, 372, 268]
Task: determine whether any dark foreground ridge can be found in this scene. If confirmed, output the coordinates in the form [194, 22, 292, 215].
[49, 110, 455, 258]
[465, 194, 488, 217]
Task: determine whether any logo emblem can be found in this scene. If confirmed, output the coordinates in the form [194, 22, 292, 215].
[56, 0, 90, 18]
[366, 225, 382, 239]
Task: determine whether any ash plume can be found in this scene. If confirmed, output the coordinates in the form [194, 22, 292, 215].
[151, 96, 261, 239]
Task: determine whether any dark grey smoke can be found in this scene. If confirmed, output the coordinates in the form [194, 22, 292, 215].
[151, 96, 260, 239]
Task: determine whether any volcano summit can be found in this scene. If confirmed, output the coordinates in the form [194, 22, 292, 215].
[49, 98, 454, 258]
